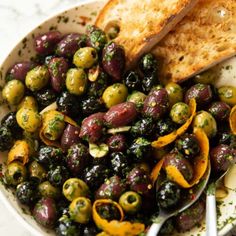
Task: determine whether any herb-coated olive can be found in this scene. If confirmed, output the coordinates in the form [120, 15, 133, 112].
[102, 83, 128, 108]
[131, 118, 156, 138]
[48, 166, 70, 187]
[81, 96, 104, 116]
[33, 197, 58, 228]
[141, 74, 158, 94]
[192, 111, 217, 138]
[1, 112, 22, 136]
[66, 68, 87, 96]
[165, 82, 183, 107]
[156, 118, 177, 136]
[2, 80, 25, 105]
[18, 96, 38, 111]
[102, 42, 125, 81]
[139, 53, 157, 75]
[29, 161, 46, 182]
[119, 191, 142, 214]
[156, 181, 181, 209]
[175, 134, 200, 159]
[0, 125, 14, 151]
[38, 181, 61, 199]
[106, 134, 126, 152]
[25, 65, 50, 91]
[218, 86, 236, 106]
[63, 178, 89, 201]
[5, 161, 27, 186]
[208, 101, 231, 121]
[110, 152, 130, 177]
[83, 223, 99, 236]
[127, 91, 146, 111]
[124, 71, 141, 91]
[35, 88, 57, 110]
[170, 102, 191, 125]
[96, 202, 121, 221]
[95, 176, 126, 200]
[16, 108, 41, 133]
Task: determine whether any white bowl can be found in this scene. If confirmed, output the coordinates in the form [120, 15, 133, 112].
[0, 1, 236, 235]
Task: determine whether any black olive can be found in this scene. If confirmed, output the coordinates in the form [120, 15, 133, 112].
[156, 118, 177, 136]
[35, 88, 57, 110]
[123, 71, 141, 91]
[83, 223, 99, 236]
[0, 125, 14, 151]
[139, 53, 158, 75]
[156, 181, 181, 209]
[48, 166, 70, 187]
[81, 97, 104, 116]
[141, 73, 158, 94]
[110, 152, 130, 177]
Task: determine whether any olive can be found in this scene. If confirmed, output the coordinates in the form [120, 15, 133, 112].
[5, 161, 27, 186]
[139, 53, 157, 75]
[210, 144, 234, 173]
[110, 152, 130, 177]
[175, 134, 200, 159]
[208, 101, 231, 121]
[2, 80, 25, 105]
[127, 137, 152, 162]
[35, 31, 62, 55]
[96, 202, 121, 221]
[16, 108, 41, 133]
[66, 68, 87, 96]
[184, 83, 213, 107]
[48, 57, 69, 93]
[87, 25, 108, 52]
[163, 151, 194, 182]
[192, 111, 217, 138]
[18, 96, 38, 111]
[102, 42, 125, 81]
[106, 134, 126, 152]
[35, 88, 57, 110]
[156, 118, 177, 136]
[33, 197, 58, 228]
[61, 124, 81, 151]
[124, 71, 141, 91]
[83, 224, 99, 236]
[66, 143, 90, 176]
[142, 74, 159, 94]
[102, 83, 128, 108]
[0, 125, 14, 151]
[6, 61, 35, 82]
[131, 118, 156, 138]
[25, 65, 50, 91]
[16, 181, 38, 205]
[119, 191, 142, 214]
[127, 91, 146, 111]
[95, 176, 126, 200]
[143, 88, 169, 120]
[170, 102, 191, 125]
[38, 181, 60, 199]
[83, 164, 110, 190]
[48, 166, 70, 187]
[29, 161, 46, 182]
[81, 96, 104, 116]
[165, 82, 183, 107]
[56, 215, 80, 236]
[56, 33, 87, 58]
[218, 86, 236, 106]
[56, 91, 80, 117]
[63, 178, 89, 201]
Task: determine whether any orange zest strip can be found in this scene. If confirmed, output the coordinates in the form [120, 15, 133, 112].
[229, 105, 236, 135]
[150, 158, 164, 186]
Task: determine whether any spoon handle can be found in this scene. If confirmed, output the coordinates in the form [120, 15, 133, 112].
[147, 215, 167, 236]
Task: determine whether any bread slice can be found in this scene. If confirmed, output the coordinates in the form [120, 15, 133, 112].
[152, 0, 236, 83]
[95, 0, 198, 69]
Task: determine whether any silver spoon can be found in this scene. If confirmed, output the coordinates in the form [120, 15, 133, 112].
[147, 163, 211, 236]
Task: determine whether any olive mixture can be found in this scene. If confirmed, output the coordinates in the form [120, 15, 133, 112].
[0, 25, 236, 236]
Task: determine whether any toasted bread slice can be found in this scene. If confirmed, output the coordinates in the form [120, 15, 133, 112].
[95, 0, 198, 69]
[152, 0, 236, 83]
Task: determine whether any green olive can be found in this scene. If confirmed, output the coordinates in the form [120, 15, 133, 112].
[5, 161, 27, 186]
[38, 181, 60, 199]
[2, 80, 25, 105]
[66, 68, 87, 95]
[119, 191, 142, 214]
[29, 161, 46, 182]
[194, 68, 217, 84]
[170, 102, 190, 125]
[25, 65, 50, 91]
[63, 178, 89, 201]
[127, 91, 146, 111]
[192, 111, 217, 138]
[16, 108, 41, 133]
[218, 86, 236, 106]
[69, 197, 92, 224]
[102, 83, 128, 108]
[18, 96, 38, 111]
[73, 47, 98, 69]
[165, 82, 183, 107]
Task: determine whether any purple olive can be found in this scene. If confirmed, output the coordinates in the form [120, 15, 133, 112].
[56, 33, 87, 58]
[106, 134, 126, 152]
[142, 88, 169, 120]
[210, 144, 234, 173]
[6, 61, 35, 82]
[35, 31, 62, 55]
[208, 101, 231, 121]
[48, 57, 68, 92]
[95, 176, 126, 200]
[185, 83, 213, 106]
[33, 197, 58, 228]
[61, 124, 81, 151]
[102, 42, 125, 81]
